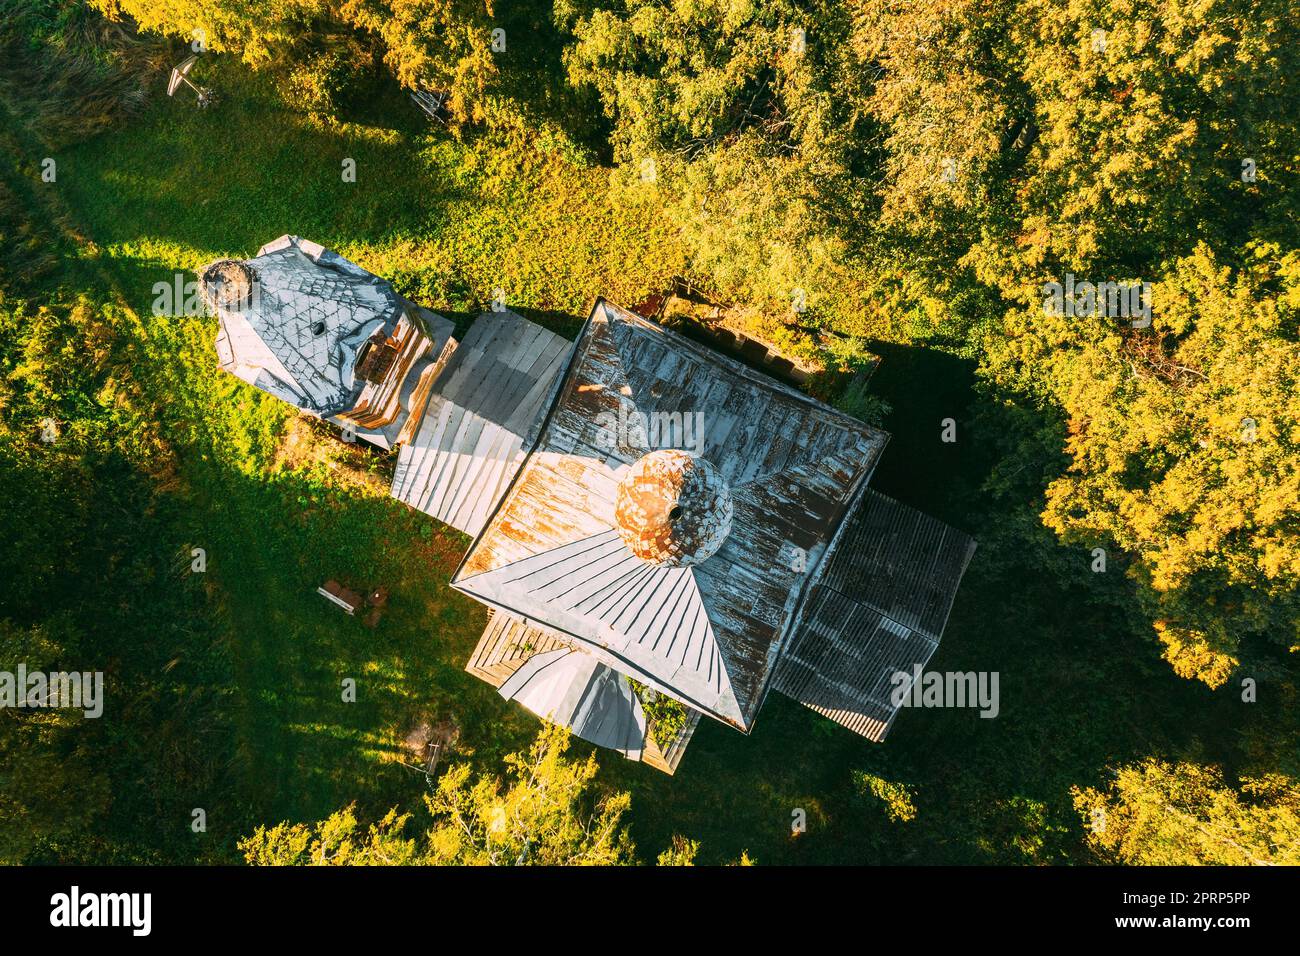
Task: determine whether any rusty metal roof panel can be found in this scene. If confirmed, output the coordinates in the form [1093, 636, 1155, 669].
[452, 299, 889, 731]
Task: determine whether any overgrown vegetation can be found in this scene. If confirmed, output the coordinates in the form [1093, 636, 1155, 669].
[240, 726, 643, 865]
[0, 0, 169, 149]
[0, 0, 1296, 865]
[628, 678, 689, 750]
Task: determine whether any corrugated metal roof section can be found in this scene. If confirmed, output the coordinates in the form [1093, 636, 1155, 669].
[499, 648, 646, 760]
[818, 489, 978, 641]
[773, 490, 976, 740]
[208, 235, 405, 416]
[390, 312, 572, 537]
[772, 588, 935, 740]
[453, 299, 889, 732]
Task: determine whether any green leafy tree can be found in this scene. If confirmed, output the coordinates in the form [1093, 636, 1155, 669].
[424, 723, 635, 864]
[241, 726, 639, 865]
[1074, 759, 1300, 865]
[655, 834, 700, 866]
[91, 0, 305, 65]
[1032, 243, 1300, 685]
[94, 0, 590, 147]
[560, 0, 894, 335]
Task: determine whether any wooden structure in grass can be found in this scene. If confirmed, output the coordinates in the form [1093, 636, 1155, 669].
[202, 235, 455, 450]
[207, 239, 975, 776]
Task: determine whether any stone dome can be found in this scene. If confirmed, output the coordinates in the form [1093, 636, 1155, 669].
[614, 450, 733, 566]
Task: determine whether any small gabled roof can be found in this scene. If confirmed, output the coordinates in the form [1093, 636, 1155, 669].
[390, 312, 572, 537]
[452, 300, 888, 731]
[499, 648, 646, 759]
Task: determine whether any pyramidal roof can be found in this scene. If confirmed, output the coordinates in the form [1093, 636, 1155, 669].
[451, 300, 888, 731]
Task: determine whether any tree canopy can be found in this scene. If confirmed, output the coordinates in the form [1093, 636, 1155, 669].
[1074, 759, 1300, 865]
[240, 727, 640, 865]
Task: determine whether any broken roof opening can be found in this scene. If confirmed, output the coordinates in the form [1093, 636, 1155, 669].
[354, 332, 399, 384]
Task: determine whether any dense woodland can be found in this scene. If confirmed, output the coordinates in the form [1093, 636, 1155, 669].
[0, 0, 1297, 865]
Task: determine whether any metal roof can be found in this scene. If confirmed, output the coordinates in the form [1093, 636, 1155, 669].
[452, 299, 889, 732]
[390, 311, 571, 536]
[207, 235, 410, 417]
[498, 648, 646, 759]
[773, 490, 977, 740]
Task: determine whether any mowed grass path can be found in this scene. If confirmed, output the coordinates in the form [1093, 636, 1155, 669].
[42, 61, 1256, 864]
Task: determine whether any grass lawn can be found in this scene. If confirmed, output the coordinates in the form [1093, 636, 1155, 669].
[16, 57, 1281, 865]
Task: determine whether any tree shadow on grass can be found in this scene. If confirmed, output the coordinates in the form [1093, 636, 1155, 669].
[181, 450, 549, 836]
[56, 61, 477, 266]
[864, 339, 986, 523]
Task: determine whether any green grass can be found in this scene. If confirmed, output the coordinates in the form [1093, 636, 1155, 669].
[10, 58, 1291, 865]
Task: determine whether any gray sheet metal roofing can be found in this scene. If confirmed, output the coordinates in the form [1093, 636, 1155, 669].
[773, 490, 978, 740]
[208, 235, 407, 416]
[452, 299, 890, 732]
[390, 311, 572, 536]
[498, 648, 647, 759]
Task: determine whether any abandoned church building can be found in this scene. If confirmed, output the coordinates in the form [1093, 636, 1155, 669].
[201, 235, 976, 774]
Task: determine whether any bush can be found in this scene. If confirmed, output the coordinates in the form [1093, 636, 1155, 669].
[280, 46, 364, 119]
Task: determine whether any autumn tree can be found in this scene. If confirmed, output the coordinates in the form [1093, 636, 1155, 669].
[240, 726, 639, 865]
[92, 0, 590, 143]
[560, 0, 899, 337]
[1020, 243, 1300, 685]
[1074, 759, 1300, 865]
